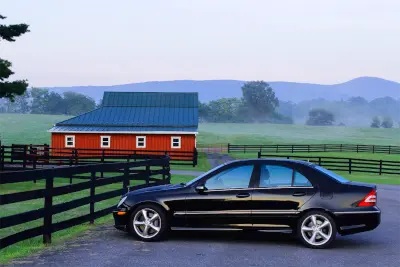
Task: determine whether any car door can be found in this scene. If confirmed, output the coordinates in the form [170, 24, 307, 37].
[185, 163, 256, 228]
[251, 162, 316, 228]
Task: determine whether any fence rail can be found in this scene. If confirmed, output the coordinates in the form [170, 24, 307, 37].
[0, 156, 171, 249]
[0, 144, 198, 171]
[257, 153, 400, 176]
[229, 143, 400, 154]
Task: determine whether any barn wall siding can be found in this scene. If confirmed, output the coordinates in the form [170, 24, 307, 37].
[51, 133, 196, 152]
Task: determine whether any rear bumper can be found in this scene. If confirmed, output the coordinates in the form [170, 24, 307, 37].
[334, 207, 381, 236]
[113, 211, 128, 232]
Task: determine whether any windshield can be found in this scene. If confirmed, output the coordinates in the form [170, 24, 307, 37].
[314, 166, 349, 183]
[185, 164, 227, 186]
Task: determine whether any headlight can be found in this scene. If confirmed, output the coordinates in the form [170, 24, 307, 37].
[117, 196, 127, 208]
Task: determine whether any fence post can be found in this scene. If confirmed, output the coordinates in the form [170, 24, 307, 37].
[0, 146, 4, 171]
[324, 144, 327, 152]
[379, 160, 382, 175]
[307, 145, 310, 153]
[69, 157, 73, 184]
[145, 165, 150, 185]
[257, 151, 261, 158]
[318, 157, 321, 166]
[276, 145, 279, 153]
[43, 175, 54, 245]
[227, 143, 230, 153]
[23, 145, 27, 169]
[356, 145, 359, 153]
[72, 149, 78, 165]
[193, 148, 198, 167]
[389, 145, 391, 154]
[349, 158, 352, 174]
[123, 167, 130, 190]
[90, 171, 96, 224]
[101, 149, 105, 178]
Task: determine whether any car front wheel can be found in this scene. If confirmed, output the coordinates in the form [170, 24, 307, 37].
[297, 211, 337, 249]
[128, 204, 168, 241]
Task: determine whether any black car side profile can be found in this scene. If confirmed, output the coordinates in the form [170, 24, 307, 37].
[113, 159, 381, 248]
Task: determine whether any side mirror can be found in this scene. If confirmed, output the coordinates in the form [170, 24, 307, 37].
[195, 185, 207, 193]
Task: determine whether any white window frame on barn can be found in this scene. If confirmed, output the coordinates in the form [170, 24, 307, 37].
[100, 136, 111, 148]
[65, 135, 75, 148]
[136, 136, 146, 148]
[171, 136, 181, 149]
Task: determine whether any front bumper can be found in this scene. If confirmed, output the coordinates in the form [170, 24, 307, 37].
[334, 207, 381, 236]
[113, 211, 129, 232]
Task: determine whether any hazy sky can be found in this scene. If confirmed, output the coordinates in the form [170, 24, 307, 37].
[1, 0, 399, 87]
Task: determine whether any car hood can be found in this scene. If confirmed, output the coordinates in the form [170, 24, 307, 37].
[127, 183, 183, 196]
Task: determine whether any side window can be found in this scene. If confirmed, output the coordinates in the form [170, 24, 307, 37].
[293, 171, 312, 187]
[259, 165, 293, 187]
[205, 165, 254, 190]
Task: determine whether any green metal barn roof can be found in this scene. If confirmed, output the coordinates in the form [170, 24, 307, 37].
[48, 92, 199, 133]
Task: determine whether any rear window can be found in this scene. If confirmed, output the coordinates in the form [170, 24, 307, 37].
[314, 166, 349, 183]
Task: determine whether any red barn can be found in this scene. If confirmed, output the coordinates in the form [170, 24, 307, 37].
[48, 92, 198, 156]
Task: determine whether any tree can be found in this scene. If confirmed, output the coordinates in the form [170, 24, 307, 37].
[0, 15, 30, 101]
[241, 81, 279, 121]
[381, 117, 393, 128]
[31, 88, 50, 114]
[306, 108, 335, 126]
[63, 91, 96, 116]
[47, 91, 66, 114]
[370, 117, 381, 128]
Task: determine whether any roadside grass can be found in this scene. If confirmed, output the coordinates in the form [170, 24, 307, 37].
[170, 152, 211, 172]
[0, 174, 195, 264]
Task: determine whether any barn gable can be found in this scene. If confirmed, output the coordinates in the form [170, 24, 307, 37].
[48, 92, 198, 133]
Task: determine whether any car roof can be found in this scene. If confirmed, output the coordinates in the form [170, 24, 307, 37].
[226, 158, 316, 167]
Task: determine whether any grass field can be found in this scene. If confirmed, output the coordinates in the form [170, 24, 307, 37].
[0, 174, 196, 264]
[1, 114, 400, 146]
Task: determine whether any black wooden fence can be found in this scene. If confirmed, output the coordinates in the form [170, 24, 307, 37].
[0, 144, 198, 171]
[229, 143, 400, 154]
[258, 152, 400, 176]
[0, 156, 170, 249]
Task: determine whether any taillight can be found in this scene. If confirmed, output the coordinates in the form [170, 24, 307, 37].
[357, 189, 377, 207]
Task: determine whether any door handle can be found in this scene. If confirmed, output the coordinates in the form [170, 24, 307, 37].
[236, 193, 250, 198]
[293, 192, 306, 197]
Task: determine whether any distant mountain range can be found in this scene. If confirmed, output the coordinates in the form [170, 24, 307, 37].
[47, 77, 400, 103]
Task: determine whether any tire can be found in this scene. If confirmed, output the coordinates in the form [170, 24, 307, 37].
[297, 211, 337, 249]
[128, 204, 169, 242]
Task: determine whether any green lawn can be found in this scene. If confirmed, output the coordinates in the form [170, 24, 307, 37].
[198, 123, 400, 146]
[0, 174, 195, 264]
[1, 114, 399, 146]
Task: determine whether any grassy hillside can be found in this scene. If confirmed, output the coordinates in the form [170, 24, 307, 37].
[0, 114, 71, 145]
[198, 123, 400, 146]
[1, 114, 399, 146]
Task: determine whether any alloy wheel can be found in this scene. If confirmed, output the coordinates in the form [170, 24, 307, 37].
[300, 214, 333, 246]
[133, 208, 162, 239]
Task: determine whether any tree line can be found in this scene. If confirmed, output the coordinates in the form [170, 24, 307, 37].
[199, 81, 293, 124]
[0, 88, 98, 116]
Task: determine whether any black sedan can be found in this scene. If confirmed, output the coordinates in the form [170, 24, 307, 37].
[113, 159, 381, 249]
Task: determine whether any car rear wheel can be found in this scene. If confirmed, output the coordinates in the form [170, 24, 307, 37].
[297, 211, 337, 249]
[128, 204, 168, 241]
